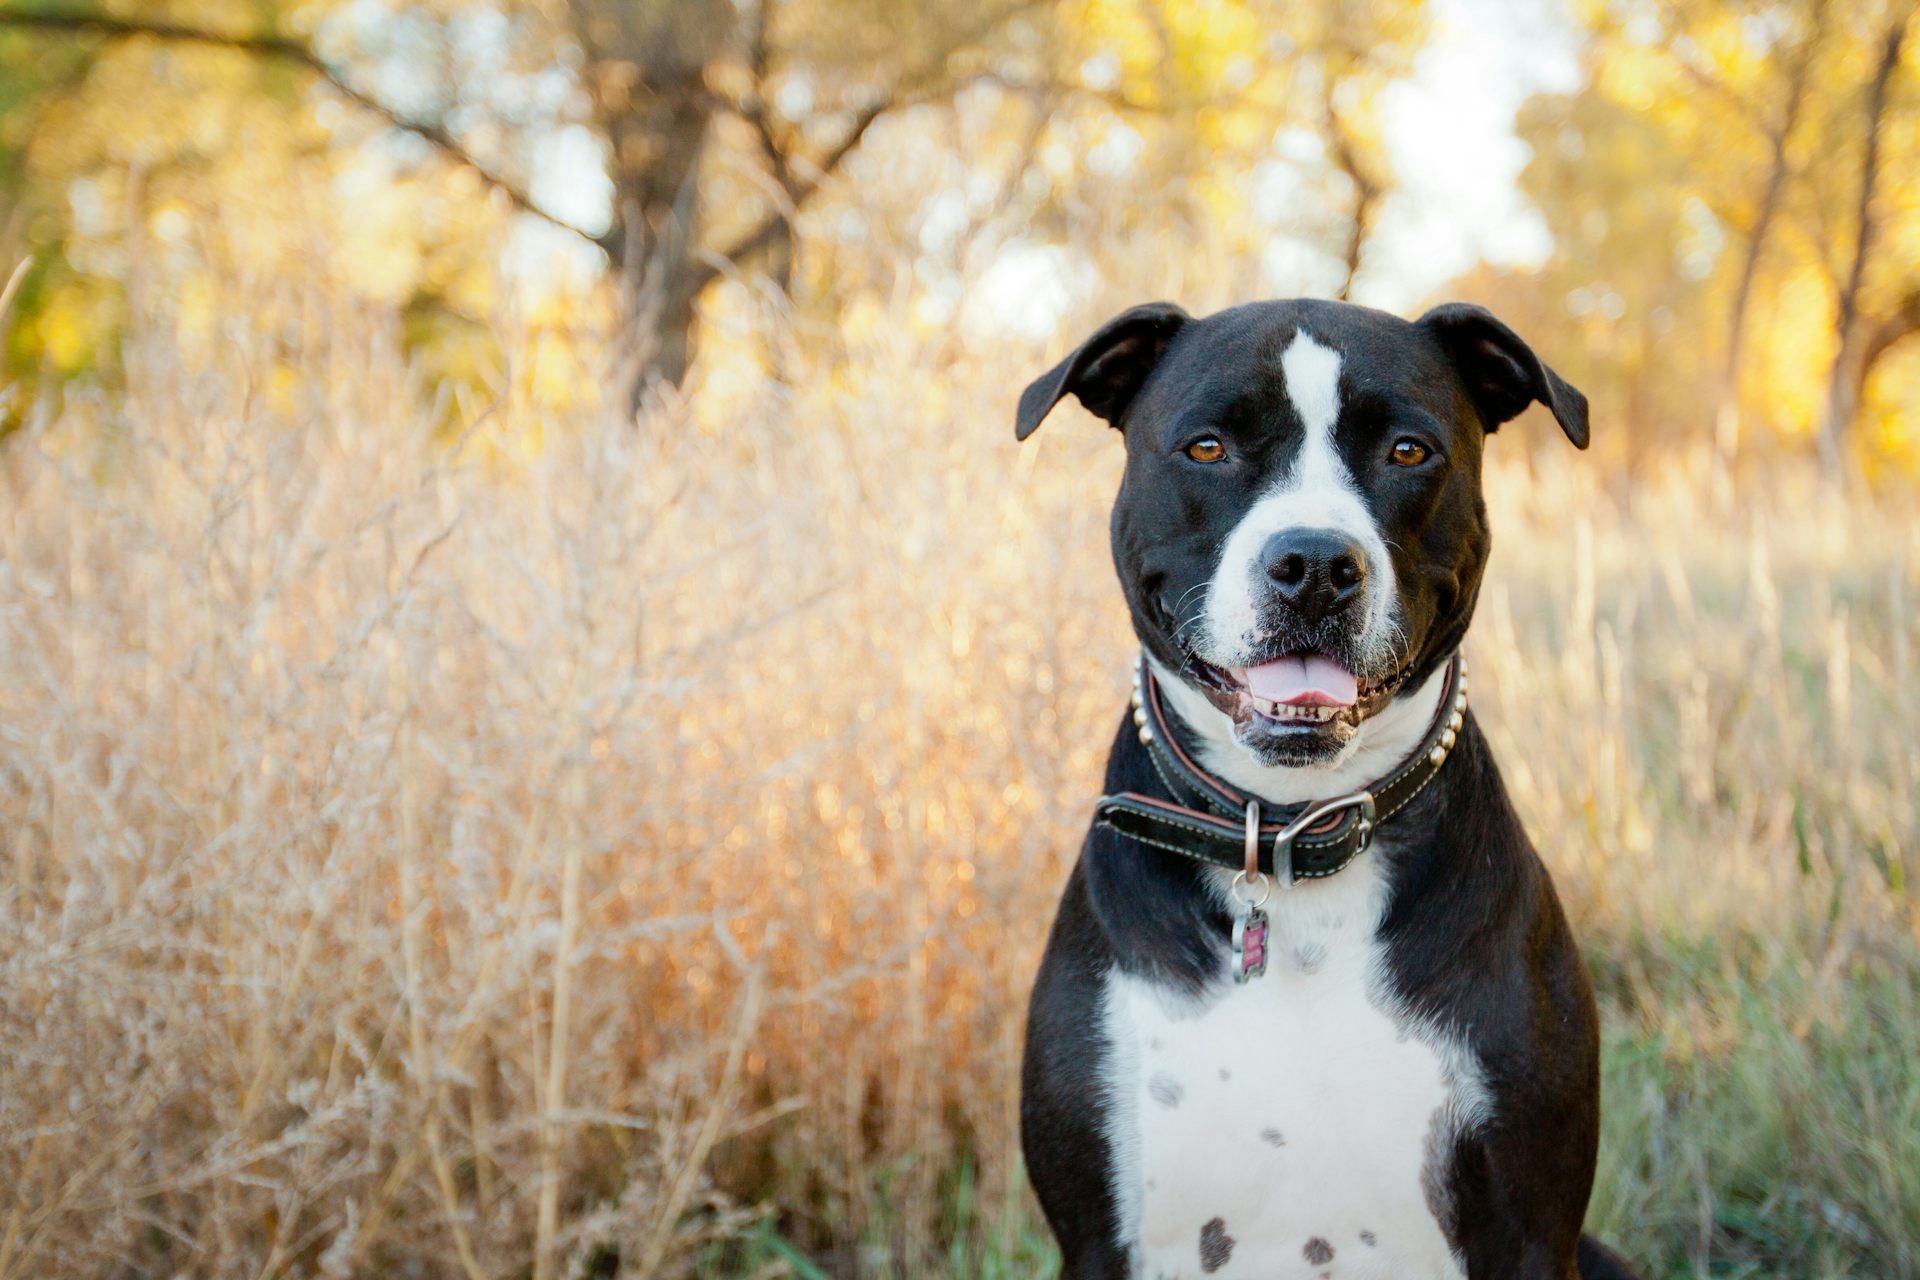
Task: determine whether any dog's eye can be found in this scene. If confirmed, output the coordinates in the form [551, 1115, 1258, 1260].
[1185, 437, 1227, 463]
[1390, 438, 1431, 467]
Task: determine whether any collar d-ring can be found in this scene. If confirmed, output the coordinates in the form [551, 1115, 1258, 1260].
[1231, 799, 1272, 909]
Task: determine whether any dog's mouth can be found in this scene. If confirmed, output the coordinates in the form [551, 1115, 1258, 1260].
[1181, 647, 1415, 735]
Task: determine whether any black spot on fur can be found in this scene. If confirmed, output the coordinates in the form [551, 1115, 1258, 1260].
[1199, 1218, 1235, 1272]
[1303, 1236, 1335, 1265]
[1359, 1228, 1378, 1246]
[1294, 942, 1327, 973]
[1148, 1072, 1183, 1108]
[1218, 1067, 1230, 1081]
[1259, 1127, 1286, 1147]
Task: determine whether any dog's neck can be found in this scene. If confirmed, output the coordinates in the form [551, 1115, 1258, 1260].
[1145, 653, 1453, 807]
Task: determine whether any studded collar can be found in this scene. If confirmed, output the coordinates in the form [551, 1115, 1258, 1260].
[1091, 652, 1468, 885]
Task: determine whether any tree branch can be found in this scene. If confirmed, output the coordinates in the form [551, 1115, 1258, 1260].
[700, 94, 890, 280]
[0, 8, 606, 248]
[1666, 52, 1773, 139]
[1323, 86, 1379, 302]
[1862, 287, 1920, 375]
[739, 0, 796, 198]
[1816, 11, 1909, 464]
[703, 1, 1046, 281]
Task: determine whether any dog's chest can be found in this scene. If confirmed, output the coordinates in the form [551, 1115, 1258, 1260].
[1099, 862, 1477, 1280]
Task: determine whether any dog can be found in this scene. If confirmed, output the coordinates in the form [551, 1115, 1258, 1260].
[1014, 298, 1641, 1280]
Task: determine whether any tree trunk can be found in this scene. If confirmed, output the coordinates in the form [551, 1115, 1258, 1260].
[1827, 288, 1920, 448]
[572, 0, 732, 405]
[1715, 0, 1826, 459]
[608, 113, 710, 401]
[1325, 91, 1377, 303]
[1817, 13, 1908, 474]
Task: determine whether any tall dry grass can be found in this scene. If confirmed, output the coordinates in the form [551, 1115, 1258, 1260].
[1, 275, 1917, 1279]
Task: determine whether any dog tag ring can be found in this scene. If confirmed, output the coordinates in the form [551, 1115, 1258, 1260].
[1231, 800, 1271, 982]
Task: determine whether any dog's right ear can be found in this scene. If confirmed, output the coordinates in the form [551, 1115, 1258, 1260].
[1014, 302, 1190, 441]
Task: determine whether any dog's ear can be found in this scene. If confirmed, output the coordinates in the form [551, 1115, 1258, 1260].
[1015, 302, 1191, 441]
[1416, 302, 1589, 449]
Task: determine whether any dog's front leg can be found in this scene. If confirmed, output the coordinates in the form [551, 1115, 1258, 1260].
[1447, 1115, 1603, 1280]
[1021, 864, 1138, 1280]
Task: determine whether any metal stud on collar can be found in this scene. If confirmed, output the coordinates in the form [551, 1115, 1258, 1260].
[1429, 655, 1469, 767]
[1130, 668, 1154, 745]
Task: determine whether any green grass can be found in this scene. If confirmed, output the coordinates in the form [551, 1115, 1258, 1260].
[698, 1161, 1062, 1279]
[701, 933, 1920, 1280]
[1589, 931, 1920, 1278]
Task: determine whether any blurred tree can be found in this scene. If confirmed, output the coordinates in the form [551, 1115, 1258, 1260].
[1481, 0, 1919, 469]
[0, 0, 1039, 402]
[0, 0, 1435, 414]
[1651, 0, 1832, 456]
[1070, 0, 1423, 296]
[1495, 86, 1718, 472]
[1815, 5, 1913, 471]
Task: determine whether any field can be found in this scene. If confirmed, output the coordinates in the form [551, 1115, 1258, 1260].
[2, 299, 1918, 1280]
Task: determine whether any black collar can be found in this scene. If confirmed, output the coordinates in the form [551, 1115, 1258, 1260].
[1092, 652, 1467, 885]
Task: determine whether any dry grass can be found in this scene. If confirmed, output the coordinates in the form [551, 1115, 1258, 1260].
[1, 280, 1917, 1280]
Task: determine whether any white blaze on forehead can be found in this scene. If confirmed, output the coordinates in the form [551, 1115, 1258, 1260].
[1203, 329, 1399, 665]
[1281, 328, 1344, 443]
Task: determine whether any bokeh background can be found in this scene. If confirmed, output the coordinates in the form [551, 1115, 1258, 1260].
[0, 1, 1916, 1277]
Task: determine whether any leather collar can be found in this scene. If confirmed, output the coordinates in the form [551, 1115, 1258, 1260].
[1092, 652, 1467, 886]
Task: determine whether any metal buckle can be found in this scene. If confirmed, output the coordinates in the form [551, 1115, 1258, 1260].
[1270, 789, 1377, 887]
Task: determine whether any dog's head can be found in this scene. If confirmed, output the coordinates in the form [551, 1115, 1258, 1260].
[1017, 298, 1586, 768]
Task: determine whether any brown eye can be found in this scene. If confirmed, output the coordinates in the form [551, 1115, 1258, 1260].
[1185, 437, 1226, 463]
[1390, 438, 1430, 467]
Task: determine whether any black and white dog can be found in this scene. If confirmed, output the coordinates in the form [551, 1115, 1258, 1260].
[1015, 298, 1640, 1280]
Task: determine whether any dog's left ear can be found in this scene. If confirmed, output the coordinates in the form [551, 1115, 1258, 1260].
[1416, 302, 1589, 449]
[1015, 302, 1191, 440]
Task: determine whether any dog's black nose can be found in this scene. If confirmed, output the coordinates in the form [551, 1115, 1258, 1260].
[1262, 529, 1367, 622]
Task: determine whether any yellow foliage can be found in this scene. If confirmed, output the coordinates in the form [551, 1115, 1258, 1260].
[37, 279, 119, 373]
[1748, 261, 1840, 442]
[1864, 343, 1920, 478]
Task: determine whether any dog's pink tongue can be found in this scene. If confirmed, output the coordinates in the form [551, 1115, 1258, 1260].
[1243, 654, 1358, 708]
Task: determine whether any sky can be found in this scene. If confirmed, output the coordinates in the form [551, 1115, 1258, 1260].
[1365, 0, 1582, 310]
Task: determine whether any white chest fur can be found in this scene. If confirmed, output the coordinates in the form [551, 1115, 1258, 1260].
[1098, 855, 1487, 1280]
